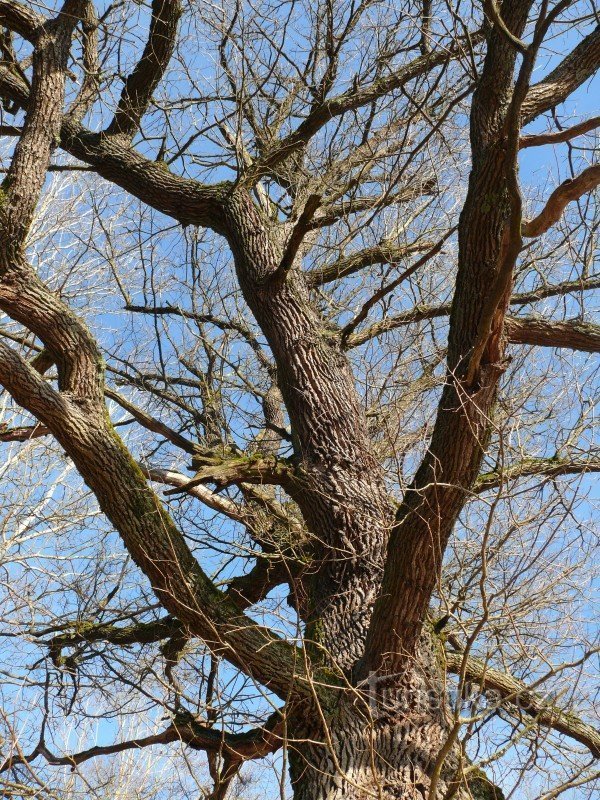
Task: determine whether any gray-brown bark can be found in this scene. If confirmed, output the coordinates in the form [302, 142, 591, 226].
[0, 2, 598, 799]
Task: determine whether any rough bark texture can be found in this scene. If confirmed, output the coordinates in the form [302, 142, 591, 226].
[222, 189, 394, 671]
[288, 635, 469, 800]
[0, 2, 598, 798]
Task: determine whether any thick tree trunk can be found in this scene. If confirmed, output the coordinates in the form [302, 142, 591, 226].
[218, 193, 473, 799]
[288, 634, 470, 800]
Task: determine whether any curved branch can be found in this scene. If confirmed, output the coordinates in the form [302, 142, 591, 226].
[0, 65, 230, 231]
[0, 710, 283, 774]
[522, 165, 600, 238]
[107, 0, 182, 138]
[0, 343, 312, 702]
[482, 0, 527, 54]
[520, 115, 600, 148]
[0, 0, 43, 41]
[444, 652, 600, 758]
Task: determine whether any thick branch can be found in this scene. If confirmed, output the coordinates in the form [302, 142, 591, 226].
[107, 0, 181, 137]
[0, 61, 230, 230]
[361, 1, 535, 671]
[505, 316, 600, 352]
[0, 343, 313, 701]
[445, 652, 600, 758]
[46, 615, 182, 654]
[522, 24, 600, 124]
[162, 451, 299, 495]
[0, 0, 43, 40]
[0, 0, 84, 244]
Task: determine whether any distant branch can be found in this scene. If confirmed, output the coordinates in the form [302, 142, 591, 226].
[246, 30, 483, 182]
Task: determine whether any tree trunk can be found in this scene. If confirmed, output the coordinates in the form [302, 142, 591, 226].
[288, 634, 470, 800]
[216, 193, 476, 798]
[222, 190, 394, 672]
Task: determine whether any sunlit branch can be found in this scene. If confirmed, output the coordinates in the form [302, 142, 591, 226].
[444, 651, 600, 758]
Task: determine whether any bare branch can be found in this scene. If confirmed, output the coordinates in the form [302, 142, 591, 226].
[344, 274, 600, 348]
[445, 651, 600, 758]
[522, 165, 600, 238]
[520, 115, 600, 148]
[245, 30, 483, 182]
[0, 709, 283, 773]
[306, 240, 436, 287]
[476, 455, 600, 492]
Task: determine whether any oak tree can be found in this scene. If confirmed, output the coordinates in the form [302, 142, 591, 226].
[0, 1, 599, 798]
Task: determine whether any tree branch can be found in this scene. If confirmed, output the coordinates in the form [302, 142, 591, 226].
[0, 342, 313, 702]
[305, 240, 436, 287]
[163, 451, 299, 495]
[505, 315, 600, 352]
[520, 115, 600, 148]
[521, 165, 600, 238]
[522, 24, 600, 124]
[107, 0, 181, 138]
[339, 230, 454, 344]
[476, 455, 600, 492]
[105, 388, 199, 455]
[343, 274, 600, 348]
[245, 30, 483, 182]
[0, 709, 283, 774]
[0, 0, 43, 41]
[482, 0, 527, 54]
[0, 64, 230, 231]
[308, 181, 436, 230]
[444, 651, 600, 758]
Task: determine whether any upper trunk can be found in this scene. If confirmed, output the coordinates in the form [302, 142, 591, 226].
[222, 190, 394, 672]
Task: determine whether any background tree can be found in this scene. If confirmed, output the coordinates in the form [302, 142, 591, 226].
[0, 1, 599, 798]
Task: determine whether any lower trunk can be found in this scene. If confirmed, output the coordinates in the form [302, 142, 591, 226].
[288, 635, 471, 800]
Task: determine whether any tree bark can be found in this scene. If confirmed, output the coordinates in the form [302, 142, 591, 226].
[288, 634, 471, 800]
[221, 189, 394, 672]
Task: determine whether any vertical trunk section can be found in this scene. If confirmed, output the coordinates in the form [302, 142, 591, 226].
[223, 191, 393, 672]
[288, 633, 470, 800]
